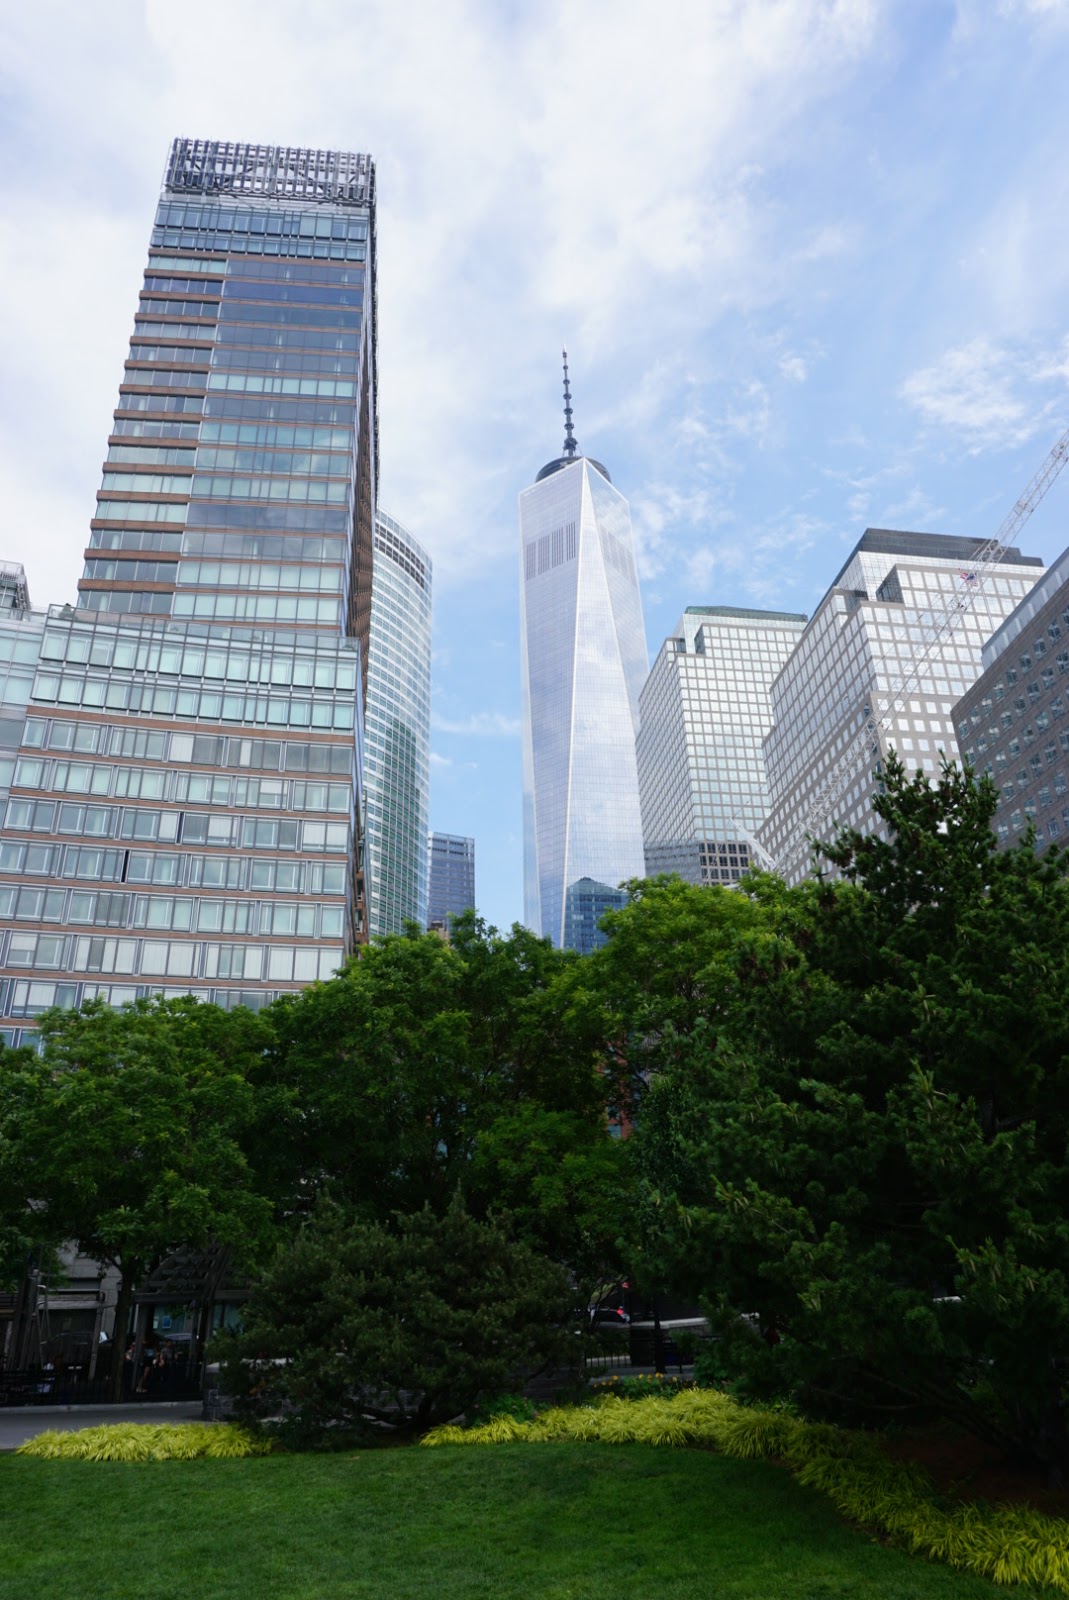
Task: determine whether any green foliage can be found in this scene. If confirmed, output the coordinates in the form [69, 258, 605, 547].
[424, 1390, 1069, 1591]
[16, 1422, 269, 1461]
[625, 758, 1069, 1478]
[590, 1372, 691, 1401]
[262, 919, 617, 1232]
[220, 1194, 580, 1438]
[465, 1392, 539, 1428]
[1, 996, 278, 1397]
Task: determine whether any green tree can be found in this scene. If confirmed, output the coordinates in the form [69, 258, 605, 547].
[222, 1196, 578, 1437]
[263, 918, 610, 1222]
[468, 1102, 632, 1307]
[0, 1040, 61, 1290]
[629, 758, 1069, 1480]
[10, 997, 275, 1399]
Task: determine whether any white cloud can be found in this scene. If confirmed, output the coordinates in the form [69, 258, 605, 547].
[429, 752, 454, 768]
[779, 355, 809, 384]
[431, 712, 521, 737]
[898, 336, 1066, 449]
[0, 0, 888, 600]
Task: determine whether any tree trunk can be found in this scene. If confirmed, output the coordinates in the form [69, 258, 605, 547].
[108, 1271, 135, 1405]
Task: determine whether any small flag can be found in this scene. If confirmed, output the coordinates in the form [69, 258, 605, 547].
[959, 571, 977, 583]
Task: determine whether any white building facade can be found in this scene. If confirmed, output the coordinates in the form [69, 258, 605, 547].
[518, 365, 648, 947]
[758, 529, 1045, 883]
[638, 605, 807, 886]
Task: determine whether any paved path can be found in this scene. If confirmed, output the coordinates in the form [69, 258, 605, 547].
[0, 1402, 203, 1450]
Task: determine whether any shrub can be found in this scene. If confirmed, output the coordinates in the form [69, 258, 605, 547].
[220, 1195, 579, 1440]
[16, 1423, 269, 1462]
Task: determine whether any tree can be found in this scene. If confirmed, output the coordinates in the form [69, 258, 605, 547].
[221, 1196, 578, 1437]
[9, 997, 275, 1399]
[628, 758, 1069, 1481]
[468, 1102, 633, 1306]
[0, 1040, 61, 1291]
[262, 918, 610, 1222]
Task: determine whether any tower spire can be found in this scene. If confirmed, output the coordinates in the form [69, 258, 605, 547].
[562, 344, 578, 459]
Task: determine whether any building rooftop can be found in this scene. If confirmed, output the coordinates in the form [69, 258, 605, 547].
[164, 138, 374, 207]
[828, 527, 1043, 595]
[685, 605, 808, 624]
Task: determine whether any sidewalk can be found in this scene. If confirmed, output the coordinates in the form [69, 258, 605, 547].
[0, 1401, 203, 1451]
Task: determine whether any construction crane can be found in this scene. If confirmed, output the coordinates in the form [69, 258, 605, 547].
[764, 425, 1069, 882]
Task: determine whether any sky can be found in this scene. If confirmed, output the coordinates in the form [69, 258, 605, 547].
[3, 0, 1069, 933]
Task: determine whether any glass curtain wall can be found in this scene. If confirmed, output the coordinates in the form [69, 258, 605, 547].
[0, 139, 377, 1041]
[364, 511, 432, 935]
[519, 457, 647, 948]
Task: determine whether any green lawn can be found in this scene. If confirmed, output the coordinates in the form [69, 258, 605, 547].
[0, 1444, 1031, 1600]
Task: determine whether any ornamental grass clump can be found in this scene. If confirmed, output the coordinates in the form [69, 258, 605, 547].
[422, 1389, 1069, 1591]
[17, 1422, 269, 1462]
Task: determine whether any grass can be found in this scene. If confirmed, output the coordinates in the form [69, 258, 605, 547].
[0, 1444, 1030, 1600]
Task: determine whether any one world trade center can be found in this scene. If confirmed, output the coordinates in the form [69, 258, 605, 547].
[518, 354, 648, 949]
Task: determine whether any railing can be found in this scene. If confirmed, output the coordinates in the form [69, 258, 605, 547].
[0, 1364, 201, 1407]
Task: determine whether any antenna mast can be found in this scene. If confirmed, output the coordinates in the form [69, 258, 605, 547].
[562, 345, 578, 459]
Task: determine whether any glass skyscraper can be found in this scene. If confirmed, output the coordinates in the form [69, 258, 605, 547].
[0, 139, 377, 1041]
[427, 833, 475, 931]
[364, 510, 432, 935]
[638, 606, 807, 886]
[518, 355, 648, 948]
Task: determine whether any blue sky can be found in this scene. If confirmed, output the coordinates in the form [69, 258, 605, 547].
[3, 0, 1069, 933]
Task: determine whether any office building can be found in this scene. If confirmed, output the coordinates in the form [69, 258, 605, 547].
[953, 541, 1069, 849]
[638, 605, 807, 886]
[427, 832, 475, 930]
[0, 569, 46, 845]
[757, 529, 1044, 884]
[519, 353, 648, 948]
[0, 138, 377, 1041]
[561, 876, 628, 954]
[364, 511, 432, 936]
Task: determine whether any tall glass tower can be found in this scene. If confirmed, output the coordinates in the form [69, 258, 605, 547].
[0, 138, 377, 1039]
[518, 354, 648, 948]
[364, 510, 432, 935]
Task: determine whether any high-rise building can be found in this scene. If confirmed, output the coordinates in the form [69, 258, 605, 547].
[561, 876, 628, 955]
[364, 510, 432, 935]
[638, 605, 807, 886]
[427, 832, 475, 930]
[758, 529, 1044, 884]
[953, 541, 1069, 851]
[0, 138, 377, 1041]
[518, 353, 648, 948]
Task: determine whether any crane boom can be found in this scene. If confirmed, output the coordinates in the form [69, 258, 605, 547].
[768, 426, 1069, 880]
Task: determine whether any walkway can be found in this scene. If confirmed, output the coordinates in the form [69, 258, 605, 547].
[0, 1401, 203, 1450]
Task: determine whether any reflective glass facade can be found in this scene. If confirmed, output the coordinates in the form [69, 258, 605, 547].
[561, 876, 628, 955]
[519, 456, 648, 947]
[638, 606, 807, 885]
[365, 511, 432, 935]
[757, 529, 1044, 885]
[954, 540, 1069, 850]
[0, 140, 377, 1039]
[427, 833, 475, 929]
